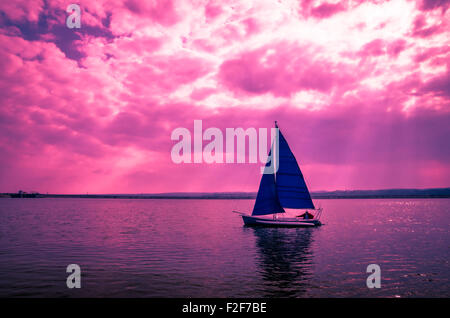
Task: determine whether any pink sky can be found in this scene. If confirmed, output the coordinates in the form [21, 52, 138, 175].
[0, 0, 449, 194]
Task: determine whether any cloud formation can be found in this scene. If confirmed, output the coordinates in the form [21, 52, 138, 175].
[0, 0, 449, 193]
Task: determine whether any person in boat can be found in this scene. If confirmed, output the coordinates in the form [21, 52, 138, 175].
[297, 211, 314, 219]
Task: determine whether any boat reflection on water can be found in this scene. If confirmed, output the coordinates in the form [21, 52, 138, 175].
[249, 227, 316, 297]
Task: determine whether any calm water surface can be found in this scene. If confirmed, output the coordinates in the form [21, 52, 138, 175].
[0, 198, 448, 297]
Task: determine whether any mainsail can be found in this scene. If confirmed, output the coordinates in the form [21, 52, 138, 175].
[252, 124, 314, 216]
[275, 130, 315, 209]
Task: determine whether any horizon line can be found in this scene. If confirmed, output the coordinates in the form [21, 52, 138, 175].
[3, 186, 450, 196]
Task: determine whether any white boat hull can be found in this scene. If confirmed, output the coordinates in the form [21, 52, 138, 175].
[242, 215, 321, 227]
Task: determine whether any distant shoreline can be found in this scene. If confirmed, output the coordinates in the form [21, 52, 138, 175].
[2, 188, 449, 199]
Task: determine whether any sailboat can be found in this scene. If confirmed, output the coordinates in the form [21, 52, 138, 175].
[237, 121, 323, 227]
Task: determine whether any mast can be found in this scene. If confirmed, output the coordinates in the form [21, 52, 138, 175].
[274, 120, 278, 220]
[274, 121, 278, 183]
